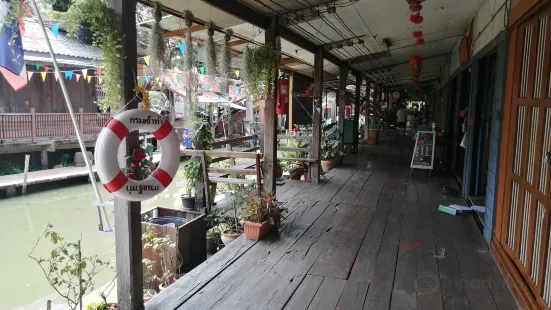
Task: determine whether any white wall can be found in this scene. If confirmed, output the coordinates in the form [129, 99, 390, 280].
[471, 0, 509, 54]
[447, 0, 510, 77]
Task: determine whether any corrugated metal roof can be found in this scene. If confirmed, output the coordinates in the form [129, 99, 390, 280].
[22, 19, 102, 61]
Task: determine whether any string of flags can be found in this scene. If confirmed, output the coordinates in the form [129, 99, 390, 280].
[25, 64, 104, 83]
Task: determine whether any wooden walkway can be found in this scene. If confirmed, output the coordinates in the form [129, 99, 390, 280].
[146, 132, 518, 310]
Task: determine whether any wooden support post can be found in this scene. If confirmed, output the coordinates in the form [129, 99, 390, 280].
[30, 108, 36, 142]
[22, 154, 30, 195]
[262, 17, 279, 193]
[311, 48, 324, 183]
[111, 0, 143, 307]
[364, 83, 370, 140]
[353, 75, 362, 152]
[288, 72, 294, 134]
[79, 108, 84, 132]
[41, 146, 49, 170]
[201, 151, 211, 213]
[337, 66, 347, 163]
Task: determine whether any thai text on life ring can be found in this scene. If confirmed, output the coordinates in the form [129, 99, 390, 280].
[95, 110, 180, 201]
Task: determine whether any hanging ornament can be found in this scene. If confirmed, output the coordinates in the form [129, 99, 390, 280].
[241, 46, 251, 89]
[205, 21, 217, 75]
[41, 72, 47, 81]
[412, 31, 423, 38]
[35, 64, 40, 71]
[183, 10, 195, 71]
[136, 84, 151, 110]
[410, 12, 424, 24]
[416, 37, 425, 45]
[147, 1, 166, 75]
[220, 28, 233, 94]
[409, 55, 423, 73]
[413, 80, 421, 89]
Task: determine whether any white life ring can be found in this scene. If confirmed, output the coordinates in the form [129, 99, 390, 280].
[95, 109, 180, 201]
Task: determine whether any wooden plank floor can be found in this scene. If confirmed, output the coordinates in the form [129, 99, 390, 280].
[146, 131, 518, 310]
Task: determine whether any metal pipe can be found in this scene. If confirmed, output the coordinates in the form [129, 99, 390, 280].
[30, 0, 111, 232]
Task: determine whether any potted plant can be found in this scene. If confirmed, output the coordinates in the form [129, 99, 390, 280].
[241, 192, 286, 240]
[275, 160, 284, 179]
[321, 139, 341, 172]
[220, 195, 243, 245]
[142, 227, 182, 292]
[181, 157, 202, 210]
[206, 225, 223, 254]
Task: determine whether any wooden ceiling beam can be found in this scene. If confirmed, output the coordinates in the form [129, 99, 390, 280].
[280, 58, 301, 65]
[162, 25, 205, 38]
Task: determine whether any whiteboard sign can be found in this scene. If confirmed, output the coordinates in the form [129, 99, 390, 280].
[410, 131, 436, 170]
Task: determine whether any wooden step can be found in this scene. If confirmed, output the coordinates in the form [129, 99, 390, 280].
[208, 177, 255, 185]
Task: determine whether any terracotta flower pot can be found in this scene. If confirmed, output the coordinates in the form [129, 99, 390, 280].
[321, 159, 335, 172]
[221, 229, 243, 245]
[244, 221, 272, 240]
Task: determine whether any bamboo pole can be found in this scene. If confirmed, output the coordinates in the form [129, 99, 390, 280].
[30, 0, 111, 232]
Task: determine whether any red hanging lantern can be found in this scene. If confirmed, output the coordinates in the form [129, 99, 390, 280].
[413, 80, 421, 89]
[409, 55, 423, 73]
[412, 31, 423, 38]
[412, 72, 420, 79]
[416, 37, 425, 45]
[410, 12, 424, 24]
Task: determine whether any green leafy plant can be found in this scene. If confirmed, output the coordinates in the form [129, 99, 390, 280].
[61, 0, 123, 111]
[0, 161, 23, 176]
[29, 224, 112, 310]
[247, 43, 280, 101]
[58, 153, 73, 167]
[86, 301, 108, 310]
[241, 192, 287, 226]
[321, 123, 342, 160]
[220, 28, 233, 94]
[142, 227, 182, 288]
[182, 157, 205, 197]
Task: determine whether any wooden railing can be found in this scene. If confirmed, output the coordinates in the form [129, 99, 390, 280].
[0, 108, 111, 141]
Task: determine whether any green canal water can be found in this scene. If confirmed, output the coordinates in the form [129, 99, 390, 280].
[0, 163, 190, 310]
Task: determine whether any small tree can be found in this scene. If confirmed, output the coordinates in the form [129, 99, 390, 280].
[29, 224, 111, 310]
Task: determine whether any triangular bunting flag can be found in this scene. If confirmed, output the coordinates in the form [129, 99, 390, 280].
[76, 74, 81, 82]
[35, 64, 40, 71]
[41, 72, 47, 81]
[51, 24, 59, 38]
[66, 71, 73, 80]
[27, 72, 33, 81]
[167, 83, 172, 89]
[99, 77, 103, 84]
[199, 67, 205, 74]
[207, 86, 211, 91]
[54, 71, 59, 81]
[144, 56, 150, 66]
[237, 86, 241, 93]
[146, 76, 151, 84]
[235, 70, 240, 78]
[87, 76, 92, 83]
[44, 67, 49, 73]
[81, 69, 88, 78]
[141, 78, 145, 85]
[177, 77, 181, 82]
[178, 44, 185, 55]
[97, 67, 102, 75]
[155, 76, 160, 82]
[172, 72, 177, 80]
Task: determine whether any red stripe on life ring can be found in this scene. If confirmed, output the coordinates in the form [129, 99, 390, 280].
[106, 118, 130, 140]
[103, 171, 128, 193]
[152, 168, 173, 188]
[153, 121, 173, 140]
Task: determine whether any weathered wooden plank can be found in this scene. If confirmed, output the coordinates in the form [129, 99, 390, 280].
[282, 275, 324, 310]
[220, 202, 351, 309]
[429, 177, 471, 310]
[209, 177, 253, 185]
[391, 176, 419, 310]
[177, 199, 330, 309]
[307, 277, 346, 310]
[336, 161, 374, 204]
[416, 175, 444, 310]
[335, 280, 369, 310]
[308, 205, 375, 279]
[353, 166, 390, 206]
[347, 168, 399, 282]
[363, 285, 392, 309]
